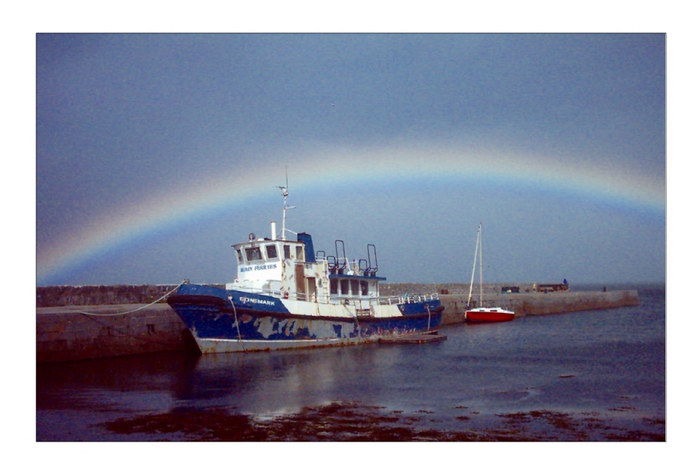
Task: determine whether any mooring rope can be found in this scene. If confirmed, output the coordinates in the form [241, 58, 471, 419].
[76, 280, 187, 317]
[227, 294, 245, 351]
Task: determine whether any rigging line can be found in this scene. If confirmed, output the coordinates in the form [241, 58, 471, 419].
[76, 280, 187, 317]
[467, 223, 480, 308]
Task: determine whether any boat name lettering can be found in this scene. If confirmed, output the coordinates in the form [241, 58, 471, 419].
[240, 263, 278, 273]
[239, 296, 276, 306]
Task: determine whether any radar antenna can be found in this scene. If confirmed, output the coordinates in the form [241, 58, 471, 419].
[277, 168, 295, 240]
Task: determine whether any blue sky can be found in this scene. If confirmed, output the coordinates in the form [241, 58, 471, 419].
[36, 33, 666, 286]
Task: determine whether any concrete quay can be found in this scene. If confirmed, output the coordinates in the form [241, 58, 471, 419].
[36, 285, 639, 363]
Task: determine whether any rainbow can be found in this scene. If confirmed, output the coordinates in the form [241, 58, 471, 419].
[36, 142, 665, 285]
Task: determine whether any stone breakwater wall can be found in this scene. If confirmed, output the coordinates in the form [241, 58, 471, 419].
[36, 304, 193, 363]
[36, 284, 188, 307]
[36, 284, 639, 363]
[438, 289, 639, 324]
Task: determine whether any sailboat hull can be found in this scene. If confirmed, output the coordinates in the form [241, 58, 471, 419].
[465, 307, 515, 323]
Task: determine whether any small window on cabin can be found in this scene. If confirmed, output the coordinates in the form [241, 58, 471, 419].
[266, 245, 278, 260]
[296, 246, 304, 261]
[283, 245, 291, 260]
[360, 281, 368, 296]
[245, 247, 262, 262]
[351, 280, 359, 296]
[330, 278, 338, 294]
[340, 279, 349, 295]
[236, 249, 243, 263]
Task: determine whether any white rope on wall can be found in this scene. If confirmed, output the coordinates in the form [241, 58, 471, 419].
[76, 280, 187, 317]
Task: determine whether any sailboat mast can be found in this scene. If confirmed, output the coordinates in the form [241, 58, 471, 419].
[467, 223, 481, 307]
[478, 223, 483, 308]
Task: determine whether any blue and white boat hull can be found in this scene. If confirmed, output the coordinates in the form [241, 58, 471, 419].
[167, 284, 443, 354]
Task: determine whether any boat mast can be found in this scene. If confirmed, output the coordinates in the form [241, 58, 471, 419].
[478, 222, 483, 308]
[467, 223, 481, 308]
[278, 168, 294, 240]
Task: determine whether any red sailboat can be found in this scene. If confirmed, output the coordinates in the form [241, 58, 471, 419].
[464, 223, 515, 323]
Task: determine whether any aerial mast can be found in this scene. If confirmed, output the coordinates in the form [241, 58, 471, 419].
[277, 168, 294, 240]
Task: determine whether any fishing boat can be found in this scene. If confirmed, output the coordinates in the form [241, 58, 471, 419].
[464, 223, 515, 323]
[167, 178, 444, 354]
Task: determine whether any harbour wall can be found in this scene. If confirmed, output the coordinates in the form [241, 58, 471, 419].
[438, 290, 639, 324]
[36, 284, 639, 363]
[36, 303, 195, 363]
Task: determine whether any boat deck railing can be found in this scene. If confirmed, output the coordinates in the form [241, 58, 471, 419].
[234, 285, 439, 305]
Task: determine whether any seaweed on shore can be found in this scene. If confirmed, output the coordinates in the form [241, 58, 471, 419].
[99, 401, 665, 442]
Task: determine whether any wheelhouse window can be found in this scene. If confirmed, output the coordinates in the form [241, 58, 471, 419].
[283, 245, 291, 260]
[236, 249, 243, 263]
[245, 246, 262, 262]
[265, 244, 278, 260]
[330, 277, 372, 297]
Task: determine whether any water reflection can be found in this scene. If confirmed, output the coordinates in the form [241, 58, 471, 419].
[179, 343, 405, 416]
[37, 352, 197, 412]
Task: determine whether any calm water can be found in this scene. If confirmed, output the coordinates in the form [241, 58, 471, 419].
[36, 284, 665, 441]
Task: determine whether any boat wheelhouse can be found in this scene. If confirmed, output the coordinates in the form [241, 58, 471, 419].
[229, 226, 383, 306]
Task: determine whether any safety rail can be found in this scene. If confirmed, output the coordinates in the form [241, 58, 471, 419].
[316, 250, 378, 277]
[230, 285, 439, 305]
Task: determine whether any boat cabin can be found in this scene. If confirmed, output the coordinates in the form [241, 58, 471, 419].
[226, 221, 385, 304]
